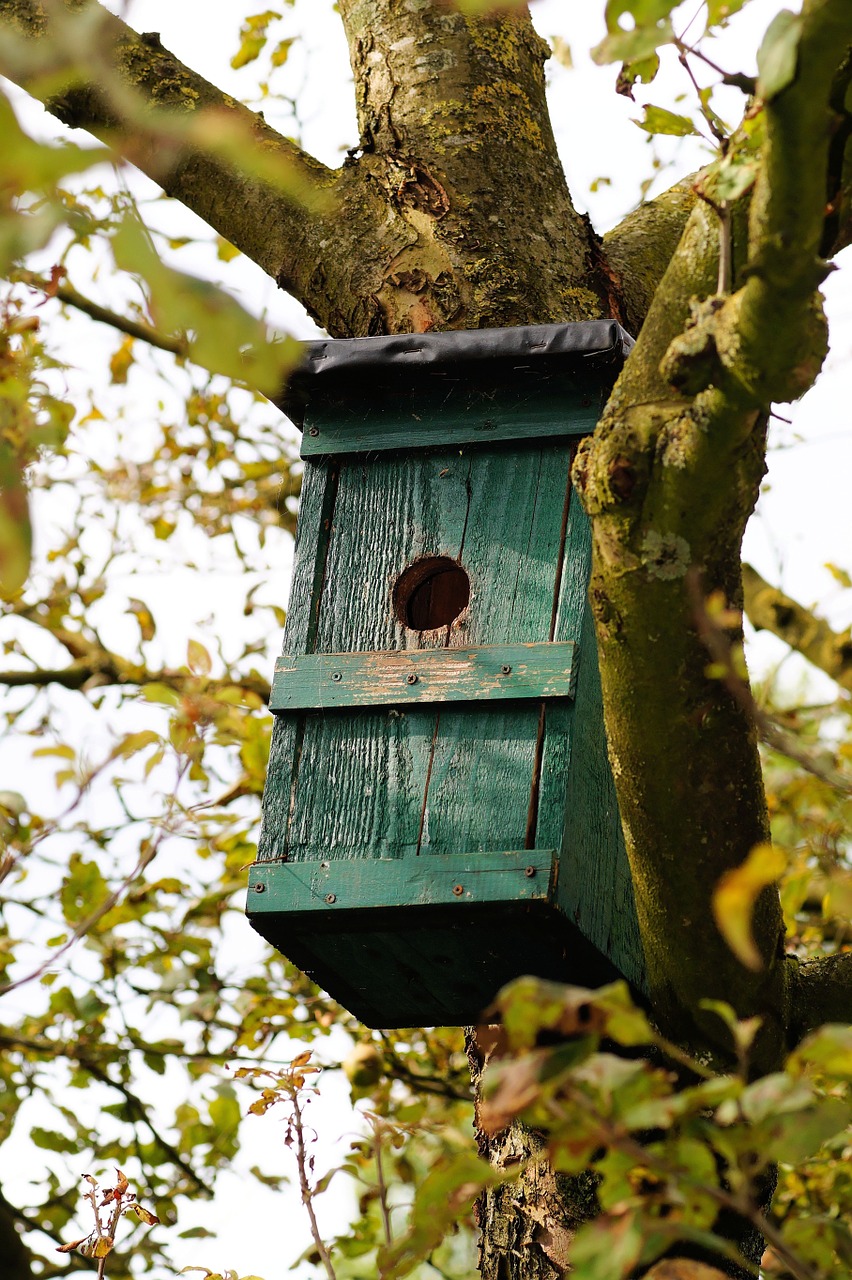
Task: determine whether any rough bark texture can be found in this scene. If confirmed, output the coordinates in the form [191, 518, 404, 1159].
[2, 1, 852, 1277]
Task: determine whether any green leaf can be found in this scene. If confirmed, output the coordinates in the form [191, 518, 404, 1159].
[616, 53, 659, 99]
[0, 443, 31, 599]
[231, 11, 282, 70]
[706, 0, 751, 26]
[635, 105, 700, 137]
[756, 10, 802, 101]
[111, 215, 303, 396]
[789, 1024, 852, 1079]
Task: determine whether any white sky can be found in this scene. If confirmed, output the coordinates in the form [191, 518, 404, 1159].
[2, 1, 850, 1276]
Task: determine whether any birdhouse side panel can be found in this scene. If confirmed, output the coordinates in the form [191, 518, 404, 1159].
[540, 497, 647, 991]
[256, 459, 338, 864]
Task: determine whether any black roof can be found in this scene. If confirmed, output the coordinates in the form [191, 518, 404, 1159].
[275, 321, 633, 427]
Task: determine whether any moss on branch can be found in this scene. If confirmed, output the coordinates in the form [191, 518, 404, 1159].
[743, 564, 852, 692]
[572, 0, 852, 1068]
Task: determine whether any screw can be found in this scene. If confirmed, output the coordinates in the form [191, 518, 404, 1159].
[309, 426, 320, 437]
[331, 671, 342, 682]
[325, 893, 337, 905]
[253, 882, 266, 893]
[524, 865, 536, 878]
[501, 664, 512, 676]
[406, 673, 418, 685]
[452, 883, 464, 896]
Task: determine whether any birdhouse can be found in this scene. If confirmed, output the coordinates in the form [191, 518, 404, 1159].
[247, 321, 645, 1028]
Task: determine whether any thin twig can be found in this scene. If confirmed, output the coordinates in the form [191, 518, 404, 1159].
[291, 1090, 337, 1280]
[370, 1115, 394, 1248]
[0, 758, 191, 995]
[13, 269, 188, 357]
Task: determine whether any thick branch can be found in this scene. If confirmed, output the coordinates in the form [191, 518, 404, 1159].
[787, 952, 852, 1044]
[0, 0, 338, 286]
[571, 0, 852, 1069]
[603, 177, 698, 336]
[743, 564, 852, 693]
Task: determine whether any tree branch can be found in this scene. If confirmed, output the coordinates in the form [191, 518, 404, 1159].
[571, 0, 852, 1069]
[787, 951, 852, 1044]
[0, 656, 269, 700]
[13, 270, 188, 356]
[743, 564, 852, 693]
[603, 177, 698, 336]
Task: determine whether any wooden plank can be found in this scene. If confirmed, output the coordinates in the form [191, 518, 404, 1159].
[539, 497, 648, 992]
[247, 848, 556, 913]
[300, 377, 604, 457]
[270, 642, 578, 711]
[256, 459, 338, 863]
[420, 444, 574, 856]
[284, 450, 473, 862]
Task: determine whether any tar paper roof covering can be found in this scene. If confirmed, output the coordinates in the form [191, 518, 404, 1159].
[275, 320, 633, 428]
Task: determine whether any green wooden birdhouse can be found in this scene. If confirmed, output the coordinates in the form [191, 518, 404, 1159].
[247, 321, 645, 1027]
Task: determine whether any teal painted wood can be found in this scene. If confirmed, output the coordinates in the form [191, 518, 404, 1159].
[300, 376, 604, 457]
[538, 496, 647, 993]
[283, 449, 472, 862]
[247, 848, 556, 913]
[270, 642, 578, 711]
[256, 459, 338, 864]
[413, 445, 572, 857]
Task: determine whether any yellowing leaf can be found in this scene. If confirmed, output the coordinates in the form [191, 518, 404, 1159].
[635, 104, 699, 137]
[713, 843, 787, 970]
[187, 638, 212, 676]
[127, 598, 156, 642]
[109, 336, 134, 384]
[127, 1202, 160, 1225]
[216, 237, 241, 263]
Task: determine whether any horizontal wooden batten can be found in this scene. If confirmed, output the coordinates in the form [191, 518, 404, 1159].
[270, 642, 578, 712]
[300, 391, 601, 457]
[247, 849, 557, 915]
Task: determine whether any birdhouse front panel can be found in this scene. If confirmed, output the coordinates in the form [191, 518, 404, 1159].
[247, 323, 645, 1027]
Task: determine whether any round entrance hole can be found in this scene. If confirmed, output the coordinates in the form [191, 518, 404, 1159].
[393, 556, 470, 631]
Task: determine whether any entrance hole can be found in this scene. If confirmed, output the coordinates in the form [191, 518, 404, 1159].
[393, 556, 470, 631]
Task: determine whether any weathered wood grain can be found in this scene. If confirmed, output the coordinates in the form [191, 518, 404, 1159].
[421, 444, 573, 856]
[285, 449, 471, 861]
[270, 642, 577, 710]
[548, 501, 647, 991]
[256, 460, 337, 863]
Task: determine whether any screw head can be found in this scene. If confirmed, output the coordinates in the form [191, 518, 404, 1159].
[325, 893, 337, 905]
[452, 883, 464, 897]
[500, 664, 512, 676]
[253, 882, 266, 893]
[524, 865, 536, 878]
[309, 426, 320, 437]
[406, 673, 418, 685]
[331, 671, 342, 683]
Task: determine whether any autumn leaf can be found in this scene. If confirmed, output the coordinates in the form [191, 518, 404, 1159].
[713, 844, 787, 970]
